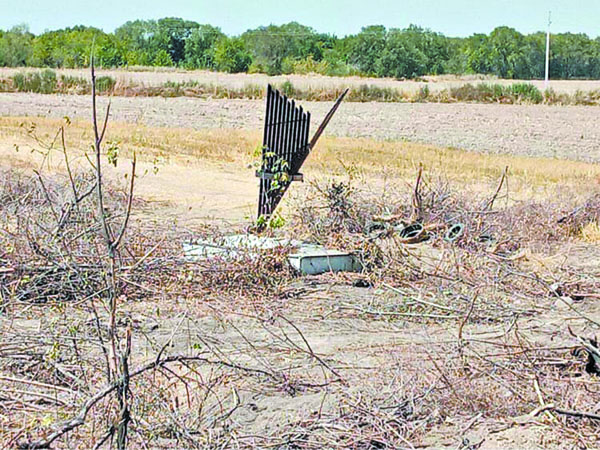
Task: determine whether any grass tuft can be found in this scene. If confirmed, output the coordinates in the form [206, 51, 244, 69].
[12, 69, 57, 94]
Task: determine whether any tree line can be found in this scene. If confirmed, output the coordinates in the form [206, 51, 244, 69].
[1, 18, 599, 79]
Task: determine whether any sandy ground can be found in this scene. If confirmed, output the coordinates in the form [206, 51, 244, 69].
[0, 140, 258, 225]
[2, 87, 600, 449]
[5, 226, 599, 448]
[1, 92, 600, 162]
[2, 67, 599, 94]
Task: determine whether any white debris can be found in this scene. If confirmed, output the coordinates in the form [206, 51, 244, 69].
[184, 234, 360, 275]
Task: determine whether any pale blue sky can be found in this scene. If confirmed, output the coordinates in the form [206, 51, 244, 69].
[3, 0, 599, 37]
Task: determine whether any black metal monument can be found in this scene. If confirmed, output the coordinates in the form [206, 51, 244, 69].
[256, 84, 348, 219]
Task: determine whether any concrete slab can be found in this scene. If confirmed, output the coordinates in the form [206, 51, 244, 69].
[288, 248, 361, 275]
[183, 234, 303, 260]
[184, 234, 361, 275]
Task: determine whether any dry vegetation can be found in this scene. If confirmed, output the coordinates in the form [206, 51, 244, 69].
[3, 90, 600, 163]
[2, 68, 600, 95]
[3, 69, 600, 107]
[2, 115, 600, 190]
[2, 77, 600, 449]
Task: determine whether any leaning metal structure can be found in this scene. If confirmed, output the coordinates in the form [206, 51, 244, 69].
[256, 84, 348, 219]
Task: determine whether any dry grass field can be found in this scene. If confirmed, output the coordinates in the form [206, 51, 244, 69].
[1, 115, 599, 223]
[2, 67, 600, 94]
[2, 93, 600, 161]
[2, 81, 600, 449]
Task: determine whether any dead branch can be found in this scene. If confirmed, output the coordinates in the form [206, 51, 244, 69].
[111, 153, 136, 252]
[553, 407, 600, 421]
[484, 165, 508, 211]
[91, 56, 114, 250]
[16, 352, 289, 449]
[410, 164, 423, 222]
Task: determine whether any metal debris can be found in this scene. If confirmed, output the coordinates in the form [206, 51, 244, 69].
[184, 234, 359, 275]
[257, 84, 348, 219]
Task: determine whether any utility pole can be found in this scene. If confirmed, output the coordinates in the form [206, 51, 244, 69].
[544, 11, 551, 90]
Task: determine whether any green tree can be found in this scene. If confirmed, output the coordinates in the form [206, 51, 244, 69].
[1, 18, 600, 79]
[153, 49, 173, 66]
[489, 27, 528, 78]
[183, 25, 224, 69]
[465, 27, 530, 78]
[551, 33, 599, 79]
[319, 37, 355, 76]
[0, 25, 33, 66]
[522, 32, 546, 79]
[374, 28, 428, 79]
[347, 25, 387, 75]
[115, 19, 157, 52]
[463, 33, 491, 74]
[213, 37, 251, 73]
[115, 18, 200, 66]
[156, 17, 200, 64]
[444, 36, 469, 74]
[29, 26, 123, 68]
[242, 22, 332, 75]
[400, 25, 450, 75]
[115, 19, 160, 66]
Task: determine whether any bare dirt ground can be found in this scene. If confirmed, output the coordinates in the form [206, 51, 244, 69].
[2, 67, 599, 94]
[2, 114, 599, 228]
[0, 133, 260, 225]
[2, 93, 600, 162]
[2, 88, 600, 448]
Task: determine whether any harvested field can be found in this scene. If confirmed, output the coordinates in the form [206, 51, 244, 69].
[2, 67, 600, 94]
[1, 92, 600, 161]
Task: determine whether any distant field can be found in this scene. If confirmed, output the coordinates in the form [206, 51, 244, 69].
[1, 67, 600, 94]
[1, 92, 599, 162]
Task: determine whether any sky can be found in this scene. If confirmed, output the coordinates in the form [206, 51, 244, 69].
[2, 0, 599, 38]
